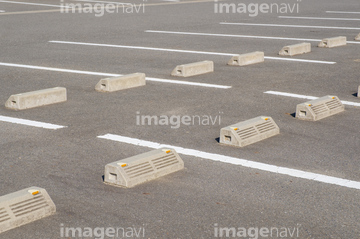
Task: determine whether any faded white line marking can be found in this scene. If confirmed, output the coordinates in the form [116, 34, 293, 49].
[220, 22, 360, 30]
[0, 115, 66, 129]
[74, 0, 131, 4]
[0, 0, 71, 8]
[264, 91, 360, 107]
[326, 11, 360, 14]
[145, 30, 360, 44]
[279, 16, 360, 21]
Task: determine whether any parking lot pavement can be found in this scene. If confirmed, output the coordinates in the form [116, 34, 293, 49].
[1, 0, 360, 238]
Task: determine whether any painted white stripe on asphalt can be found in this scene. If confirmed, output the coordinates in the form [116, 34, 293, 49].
[145, 77, 229, 88]
[0, 10, 5, 12]
[0, 62, 118, 76]
[326, 11, 360, 14]
[146, 30, 360, 45]
[0, 115, 66, 129]
[0, 0, 71, 8]
[146, 30, 321, 41]
[49, 40, 235, 56]
[0, 62, 231, 89]
[97, 133, 360, 190]
[264, 91, 318, 100]
[264, 57, 335, 64]
[220, 22, 360, 30]
[74, 0, 131, 5]
[279, 16, 360, 21]
[264, 91, 360, 107]
[49, 40, 336, 65]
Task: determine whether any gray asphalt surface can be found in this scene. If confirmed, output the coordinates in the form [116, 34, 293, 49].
[0, 0, 360, 238]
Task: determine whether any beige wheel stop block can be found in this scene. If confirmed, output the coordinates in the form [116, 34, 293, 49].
[0, 187, 56, 234]
[355, 33, 360, 41]
[95, 73, 146, 92]
[220, 116, 280, 147]
[171, 61, 214, 77]
[228, 51, 264, 66]
[279, 43, 311, 56]
[104, 148, 184, 188]
[296, 95, 344, 121]
[318, 36, 347, 48]
[5, 87, 67, 110]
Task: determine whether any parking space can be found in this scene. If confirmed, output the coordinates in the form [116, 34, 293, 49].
[1, 0, 360, 238]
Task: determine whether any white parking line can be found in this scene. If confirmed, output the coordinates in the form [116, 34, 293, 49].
[97, 133, 360, 190]
[0, 0, 70, 8]
[74, 0, 131, 4]
[0, 10, 5, 12]
[49, 40, 337, 65]
[326, 11, 360, 14]
[145, 30, 360, 44]
[263, 57, 335, 64]
[0, 115, 66, 129]
[0, 62, 231, 89]
[220, 22, 360, 31]
[264, 91, 360, 107]
[279, 16, 360, 21]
